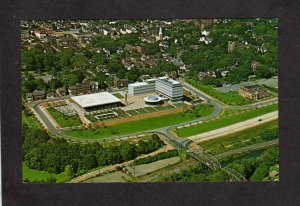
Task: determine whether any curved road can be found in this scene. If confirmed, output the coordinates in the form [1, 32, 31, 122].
[29, 82, 278, 150]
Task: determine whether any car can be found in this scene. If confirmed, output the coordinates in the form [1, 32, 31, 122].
[258, 119, 262, 121]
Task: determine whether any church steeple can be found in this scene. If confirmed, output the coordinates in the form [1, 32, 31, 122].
[159, 27, 163, 40]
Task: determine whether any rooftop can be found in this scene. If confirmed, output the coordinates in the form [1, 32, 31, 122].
[128, 82, 149, 87]
[157, 77, 181, 85]
[71, 92, 121, 108]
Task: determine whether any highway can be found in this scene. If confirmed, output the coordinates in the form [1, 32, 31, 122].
[28, 82, 278, 151]
[188, 111, 278, 143]
[28, 81, 278, 149]
[27, 82, 278, 182]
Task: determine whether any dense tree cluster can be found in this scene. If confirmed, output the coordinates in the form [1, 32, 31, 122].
[159, 163, 231, 182]
[23, 122, 165, 176]
[159, 147, 279, 182]
[183, 19, 277, 84]
[260, 128, 278, 141]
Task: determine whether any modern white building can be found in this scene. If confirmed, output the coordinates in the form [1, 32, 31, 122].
[155, 77, 183, 102]
[128, 77, 183, 102]
[128, 79, 156, 96]
[71, 92, 122, 112]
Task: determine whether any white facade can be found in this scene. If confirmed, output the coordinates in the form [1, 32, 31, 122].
[155, 77, 183, 101]
[128, 79, 155, 96]
[127, 77, 183, 101]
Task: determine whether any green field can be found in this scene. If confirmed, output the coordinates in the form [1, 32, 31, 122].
[47, 108, 82, 128]
[144, 107, 157, 112]
[135, 108, 149, 114]
[113, 93, 124, 99]
[64, 104, 214, 139]
[175, 104, 278, 138]
[199, 120, 278, 155]
[23, 163, 70, 183]
[187, 79, 252, 106]
[126, 110, 139, 116]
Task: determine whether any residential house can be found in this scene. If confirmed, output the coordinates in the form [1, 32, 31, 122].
[21, 30, 30, 39]
[198, 72, 209, 80]
[68, 83, 91, 95]
[251, 61, 262, 71]
[56, 36, 79, 48]
[32, 90, 46, 101]
[112, 76, 129, 88]
[238, 85, 270, 101]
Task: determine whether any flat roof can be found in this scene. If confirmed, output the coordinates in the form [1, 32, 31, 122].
[129, 82, 149, 87]
[157, 77, 181, 85]
[71, 92, 121, 108]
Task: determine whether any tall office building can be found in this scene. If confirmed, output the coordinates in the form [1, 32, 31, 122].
[155, 77, 183, 102]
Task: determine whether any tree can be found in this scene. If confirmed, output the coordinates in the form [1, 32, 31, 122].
[71, 54, 89, 69]
[116, 68, 127, 79]
[43, 153, 61, 174]
[64, 165, 74, 178]
[119, 143, 137, 161]
[127, 68, 140, 82]
[207, 169, 230, 181]
[59, 49, 74, 69]
[260, 128, 278, 141]
[254, 65, 272, 79]
[107, 60, 125, 74]
[24, 148, 44, 171]
[50, 79, 63, 91]
[144, 43, 160, 55]
[250, 165, 269, 181]
[95, 72, 107, 89]
[60, 73, 79, 86]
[22, 50, 36, 70]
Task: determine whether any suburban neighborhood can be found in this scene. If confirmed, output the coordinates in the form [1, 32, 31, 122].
[21, 19, 278, 183]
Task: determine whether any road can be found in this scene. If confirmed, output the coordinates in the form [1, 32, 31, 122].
[214, 139, 279, 160]
[28, 81, 278, 151]
[188, 111, 278, 143]
[27, 81, 278, 182]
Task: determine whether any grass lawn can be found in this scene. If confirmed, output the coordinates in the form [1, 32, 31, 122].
[47, 107, 82, 128]
[175, 104, 278, 138]
[220, 108, 246, 117]
[135, 108, 148, 114]
[187, 79, 252, 106]
[199, 120, 278, 155]
[126, 110, 139, 116]
[164, 105, 176, 109]
[64, 104, 214, 139]
[173, 102, 188, 107]
[113, 93, 124, 99]
[23, 163, 70, 183]
[22, 112, 42, 129]
[144, 107, 157, 112]
[154, 106, 167, 111]
[86, 114, 98, 122]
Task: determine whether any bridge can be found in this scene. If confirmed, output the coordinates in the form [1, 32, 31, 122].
[188, 148, 247, 181]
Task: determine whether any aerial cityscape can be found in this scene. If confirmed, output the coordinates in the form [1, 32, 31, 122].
[21, 19, 278, 183]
